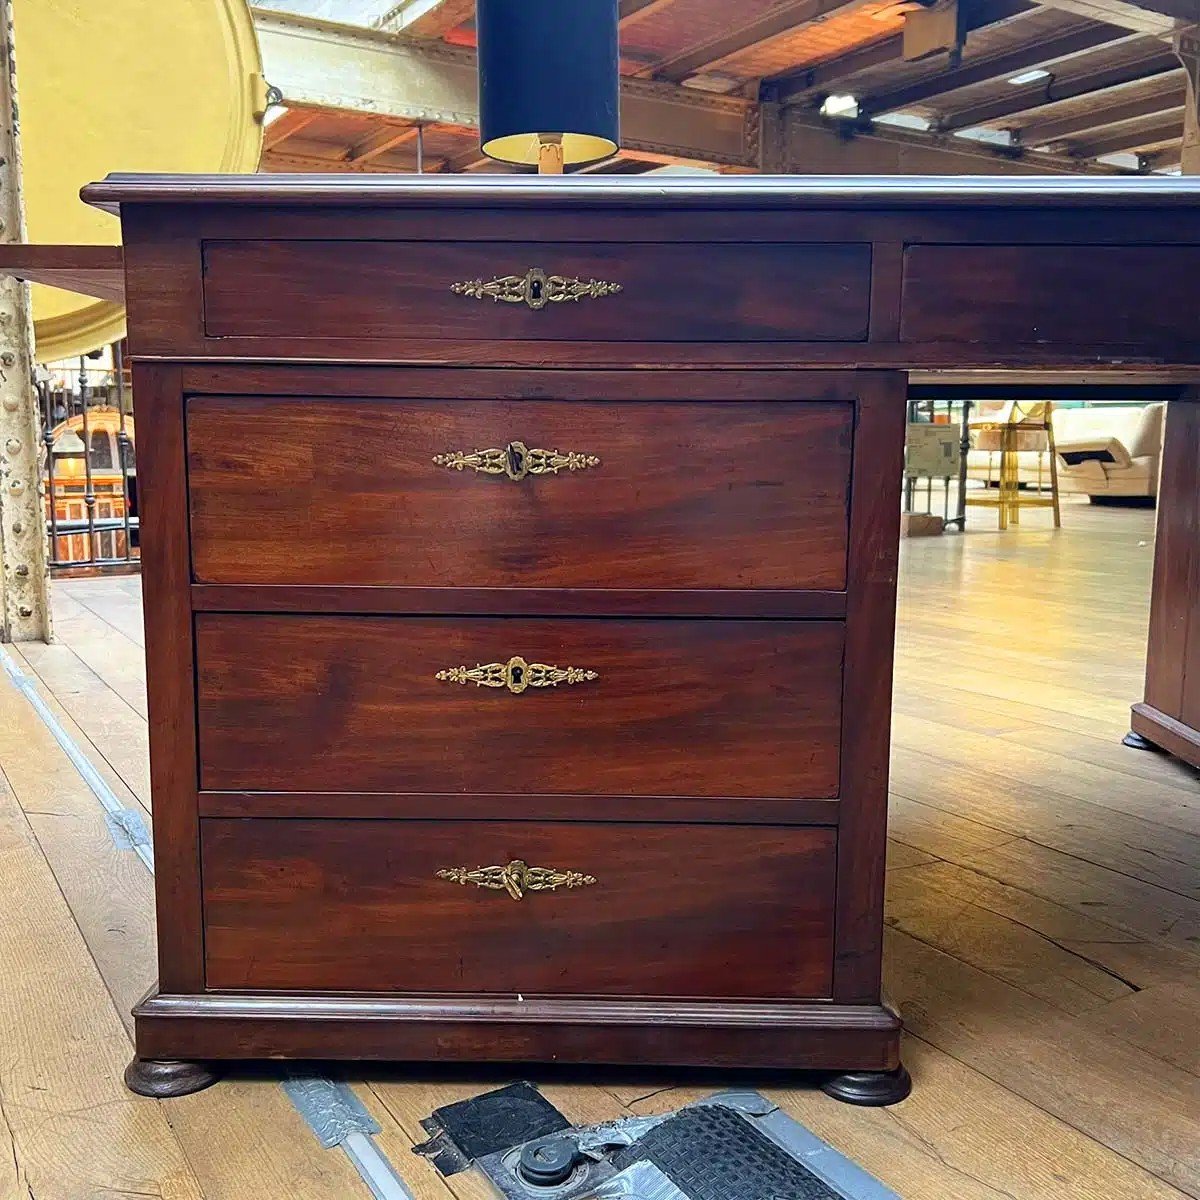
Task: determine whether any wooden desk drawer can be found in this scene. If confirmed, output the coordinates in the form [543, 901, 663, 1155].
[901, 244, 1200, 348]
[201, 818, 836, 997]
[187, 397, 852, 590]
[201, 240, 871, 344]
[195, 615, 844, 799]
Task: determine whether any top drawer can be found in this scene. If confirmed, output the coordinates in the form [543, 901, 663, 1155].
[201, 240, 872, 344]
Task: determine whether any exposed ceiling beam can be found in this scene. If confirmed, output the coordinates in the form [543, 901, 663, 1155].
[345, 123, 420, 162]
[263, 140, 447, 173]
[1069, 107, 1185, 154]
[770, 37, 902, 103]
[780, 102, 1128, 171]
[443, 147, 490, 172]
[937, 47, 1181, 129]
[649, 0, 870, 83]
[374, 0, 474, 38]
[768, 0, 1032, 104]
[262, 107, 320, 150]
[1039, 0, 1200, 57]
[251, 8, 1128, 178]
[253, 8, 759, 168]
[1030, 0, 1179, 36]
[1141, 141, 1183, 167]
[1016, 73, 1184, 143]
[863, 22, 1135, 114]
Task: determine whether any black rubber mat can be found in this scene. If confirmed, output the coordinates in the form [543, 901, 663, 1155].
[612, 1104, 841, 1200]
[414, 1083, 570, 1176]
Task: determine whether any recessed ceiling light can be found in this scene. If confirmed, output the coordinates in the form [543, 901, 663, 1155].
[1008, 69, 1051, 86]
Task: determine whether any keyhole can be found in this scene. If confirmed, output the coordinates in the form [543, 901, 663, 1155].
[506, 442, 526, 477]
[529, 277, 543, 301]
[510, 664, 525, 687]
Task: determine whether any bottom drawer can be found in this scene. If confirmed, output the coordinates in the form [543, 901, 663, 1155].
[201, 819, 836, 998]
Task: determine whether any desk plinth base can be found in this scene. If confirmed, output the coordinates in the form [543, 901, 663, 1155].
[129, 990, 906, 1103]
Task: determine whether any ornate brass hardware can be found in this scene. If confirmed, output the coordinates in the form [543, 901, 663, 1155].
[436, 655, 598, 694]
[432, 439, 600, 481]
[450, 266, 622, 310]
[436, 859, 597, 901]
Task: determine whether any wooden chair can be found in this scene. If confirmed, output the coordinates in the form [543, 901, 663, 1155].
[967, 400, 1062, 530]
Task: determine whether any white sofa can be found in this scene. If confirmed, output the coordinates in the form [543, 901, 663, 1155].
[967, 403, 1165, 500]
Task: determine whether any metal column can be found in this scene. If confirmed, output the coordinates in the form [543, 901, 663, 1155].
[0, 0, 51, 642]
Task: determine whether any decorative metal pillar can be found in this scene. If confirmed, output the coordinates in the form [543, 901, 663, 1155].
[0, 0, 50, 641]
[1177, 29, 1200, 176]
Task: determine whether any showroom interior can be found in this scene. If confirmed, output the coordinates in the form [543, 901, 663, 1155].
[0, 1, 1198, 1198]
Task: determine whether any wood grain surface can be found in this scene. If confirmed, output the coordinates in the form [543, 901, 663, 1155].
[195, 614, 845, 799]
[200, 818, 837, 996]
[201, 239, 872, 343]
[187, 397, 853, 590]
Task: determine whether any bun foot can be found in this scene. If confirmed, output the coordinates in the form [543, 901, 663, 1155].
[125, 1057, 219, 1098]
[821, 1065, 912, 1107]
[1122, 731, 1158, 752]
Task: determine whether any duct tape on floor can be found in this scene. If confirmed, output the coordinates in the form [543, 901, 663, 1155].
[416, 1085, 899, 1200]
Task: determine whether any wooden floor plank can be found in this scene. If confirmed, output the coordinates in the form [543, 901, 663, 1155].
[891, 716, 1200, 841]
[1077, 983, 1200, 1077]
[159, 1078, 370, 1200]
[14, 640, 152, 811]
[885, 928, 1200, 1197]
[886, 858, 1200, 992]
[886, 866, 1137, 1014]
[958, 838, 1200, 954]
[0, 666, 374, 1198]
[0, 664, 155, 1029]
[0, 774, 203, 1199]
[38, 592, 148, 719]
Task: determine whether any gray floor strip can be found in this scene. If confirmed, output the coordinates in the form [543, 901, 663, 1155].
[0, 643, 413, 1199]
[284, 1076, 415, 1200]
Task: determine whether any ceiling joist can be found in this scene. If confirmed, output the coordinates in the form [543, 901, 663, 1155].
[344, 122, 421, 161]
[1068, 107, 1185, 155]
[767, 0, 1032, 105]
[1016, 72, 1184, 144]
[937, 46, 1181, 129]
[648, 0, 872, 83]
[863, 22, 1136, 114]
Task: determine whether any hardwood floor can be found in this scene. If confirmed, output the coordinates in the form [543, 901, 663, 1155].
[1, 497, 1196, 1199]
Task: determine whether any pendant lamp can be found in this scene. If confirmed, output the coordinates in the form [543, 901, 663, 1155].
[477, 0, 620, 173]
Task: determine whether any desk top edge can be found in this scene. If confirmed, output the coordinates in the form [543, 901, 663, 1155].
[82, 172, 1200, 215]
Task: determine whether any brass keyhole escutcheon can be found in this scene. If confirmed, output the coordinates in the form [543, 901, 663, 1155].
[505, 440, 529, 481]
[435, 655, 598, 693]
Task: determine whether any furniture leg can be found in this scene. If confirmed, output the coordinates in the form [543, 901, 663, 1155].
[1122, 730, 1159, 751]
[124, 1056, 219, 1098]
[1047, 418, 1063, 528]
[821, 1065, 913, 1107]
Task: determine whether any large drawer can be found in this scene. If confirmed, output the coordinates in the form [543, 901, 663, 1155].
[200, 818, 837, 997]
[187, 397, 852, 590]
[195, 615, 844, 799]
[201, 240, 871, 344]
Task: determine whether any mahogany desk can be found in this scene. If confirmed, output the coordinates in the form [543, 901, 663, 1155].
[76, 175, 1200, 1104]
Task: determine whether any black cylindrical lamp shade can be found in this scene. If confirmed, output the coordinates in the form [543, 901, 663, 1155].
[477, 0, 620, 167]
